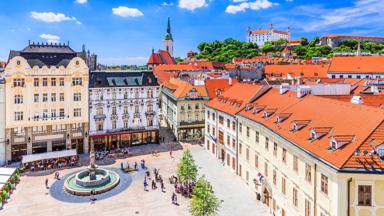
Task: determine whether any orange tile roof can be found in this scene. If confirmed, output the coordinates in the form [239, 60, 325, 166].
[265, 64, 329, 78]
[250, 29, 270, 35]
[206, 83, 266, 116]
[153, 64, 199, 72]
[205, 79, 238, 99]
[163, 78, 208, 99]
[238, 88, 384, 170]
[320, 95, 384, 108]
[329, 56, 384, 74]
[153, 70, 179, 84]
[324, 34, 384, 40]
[148, 50, 175, 65]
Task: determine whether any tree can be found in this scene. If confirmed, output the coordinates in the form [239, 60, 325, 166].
[175, 57, 184, 63]
[300, 37, 309, 46]
[261, 43, 275, 54]
[189, 176, 221, 216]
[177, 149, 198, 184]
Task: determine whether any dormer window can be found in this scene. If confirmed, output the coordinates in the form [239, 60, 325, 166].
[291, 120, 311, 132]
[330, 135, 355, 150]
[263, 109, 276, 118]
[253, 105, 265, 114]
[309, 127, 332, 141]
[276, 113, 291, 123]
[245, 104, 253, 111]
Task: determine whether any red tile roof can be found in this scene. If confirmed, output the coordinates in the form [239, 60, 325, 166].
[147, 50, 176, 65]
[265, 64, 329, 78]
[153, 70, 179, 84]
[163, 78, 208, 99]
[324, 34, 384, 40]
[206, 83, 266, 116]
[205, 79, 238, 99]
[154, 64, 199, 72]
[329, 56, 384, 74]
[238, 88, 384, 170]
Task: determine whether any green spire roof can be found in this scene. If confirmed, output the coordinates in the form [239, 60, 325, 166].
[165, 17, 173, 41]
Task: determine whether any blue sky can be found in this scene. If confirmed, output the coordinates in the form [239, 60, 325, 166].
[0, 0, 383, 65]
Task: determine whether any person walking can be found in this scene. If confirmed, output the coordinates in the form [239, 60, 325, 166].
[151, 179, 157, 189]
[90, 189, 96, 201]
[172, 192, 177, 205]
[134, 161, 137, 170]
[45, 178, 49, 189]
[120, 162, 124, 170]
[144, 178, 148, 191]
[161, 180, 165, 192]
[169, 147, 173, 158]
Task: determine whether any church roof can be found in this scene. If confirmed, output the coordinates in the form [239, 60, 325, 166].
[147, 50, 176, 65]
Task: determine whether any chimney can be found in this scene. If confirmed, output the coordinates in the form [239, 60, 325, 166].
[279, 83, 289, 94]
[297, 86, 311, 98]
[351, 96, 363, 104]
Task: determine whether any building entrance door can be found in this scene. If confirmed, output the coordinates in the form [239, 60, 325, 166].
[263, 188, 270, 207]
[221, 149, 225, 162]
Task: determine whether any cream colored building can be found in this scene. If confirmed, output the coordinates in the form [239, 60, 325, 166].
[235, 88, 384, 216]
[4, 42, 89, 163]
[161, 78, 208, 141]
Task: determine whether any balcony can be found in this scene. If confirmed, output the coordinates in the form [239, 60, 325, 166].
[106, 126, 159, 134]
[94, 114, 106, 120]
[145, 111, 156, 116]
[179, 120, 205, 126]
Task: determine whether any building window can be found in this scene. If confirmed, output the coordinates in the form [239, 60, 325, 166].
[212, 113, 215, 121]
[293, 155, 298, 172]
[13, 78, 25, 87]
[293, 188, 298, 207]
[112, 106, 117, 115]
[124, 106, 128, 114]
[112, 120, 117, 129]
[14, 95, 23, 104]
[60, 93, 64, 101]
[96, 107, 103, 115]
[34, 78, 39, 86]
[74, 93, 81, 101]
[255, 154, 259, 168]
[42, 78, 48, 86]
[74, 108, 81, 117]
[51, 109, 56, 118]
[273, 142, 277, 156]
[51, 78, 56, 86]
[14, 112, 23, 121]
[124, 120, 129, 129]
[59, 78, 64, 86]
[239, 143, 242, 155]
[265, 137, 269, 150]
[282, 148, 287, 163]
[51, 93, 56, 102]
[59, 109, 64, 117]
[227, 119, 230, 128]
[72, 77, 82, 86]
[273, 169, 277, 185]
[282, 177, 286, 195]
[96, 120, 103, 131]
[42, 93, 48, 102]
[305, 199, 311, 216]
[321, 174, 328, 195]
[239, 123, 242, 133]
[34, 94, 39, 103]
[358, 185, 372, 206]
[246, 127, 250, 137]
[305, 164, 311, 183]
[232, 121, 236, 131]
[246, 148, 249, 161]
[135, 105, 139, 113]
[264, 162, 268, 177]
[219, 116, 224, 124]
[227, 135, 230, 146]
[256, 131, 259, 143]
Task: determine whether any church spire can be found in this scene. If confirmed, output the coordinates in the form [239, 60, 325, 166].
[165, 17, 173, 41]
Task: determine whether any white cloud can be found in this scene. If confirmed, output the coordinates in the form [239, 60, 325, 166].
[30, 12, 81, 24]
[232, 0, 248, 2]
[40, 34, 60, 43]
[178, 0, 207, 11]
[112, 6, 144, 17]
[225, 0, 277, 14]
[162, 2, 174, 6]
[294, 0, 384, 32]
[75, 0, 87, 4]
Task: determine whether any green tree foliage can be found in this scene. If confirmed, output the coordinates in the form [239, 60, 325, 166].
[177, 149, 198, 184]
[189, 176, 221, 216]
[196, 38, 258, 63]
[300, 37, 309, 46]
[175, 57, 184, 63]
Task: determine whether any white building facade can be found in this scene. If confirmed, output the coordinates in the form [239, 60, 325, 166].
[247, 24, 291, 47]
[4, 42, 89, 163]
[89, 71, 160, 150]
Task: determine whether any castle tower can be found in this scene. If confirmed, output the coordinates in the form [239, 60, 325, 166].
[163, 17, 174, 57]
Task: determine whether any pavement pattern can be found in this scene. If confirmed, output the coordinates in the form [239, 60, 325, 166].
[1, 142, 269, 216]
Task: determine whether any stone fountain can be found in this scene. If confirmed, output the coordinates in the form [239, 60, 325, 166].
[64, 140, 120, 196]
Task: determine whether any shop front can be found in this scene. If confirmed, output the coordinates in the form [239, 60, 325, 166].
[90, 129, 159, 150]
[177, 125, 204, 141]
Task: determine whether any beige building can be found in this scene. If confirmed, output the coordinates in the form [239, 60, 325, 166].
[161, 78, 208, 141]
[4, 42, 89, 163]
[205, 84, 384, 216]
[235, 88, 384, 216]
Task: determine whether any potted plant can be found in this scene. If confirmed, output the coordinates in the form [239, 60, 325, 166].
[1, 190, 7, 203]
[0, 194, 3, 209]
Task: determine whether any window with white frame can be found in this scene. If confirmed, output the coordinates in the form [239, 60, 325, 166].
[74, 93, 81, 101]
[14, 112, 23, 121]
[14, 95, 23, 104]
[74, 108, 81, 117]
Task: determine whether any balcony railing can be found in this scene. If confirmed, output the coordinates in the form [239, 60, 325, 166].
[179, 120, 205, 126]
[94, 114, 106, 120]
[145, 111, 156, 116]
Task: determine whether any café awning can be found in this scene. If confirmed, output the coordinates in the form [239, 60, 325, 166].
[0, 167, 17, 176]
[22, 149, 77, 164]
[0, 175, 9, 184]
